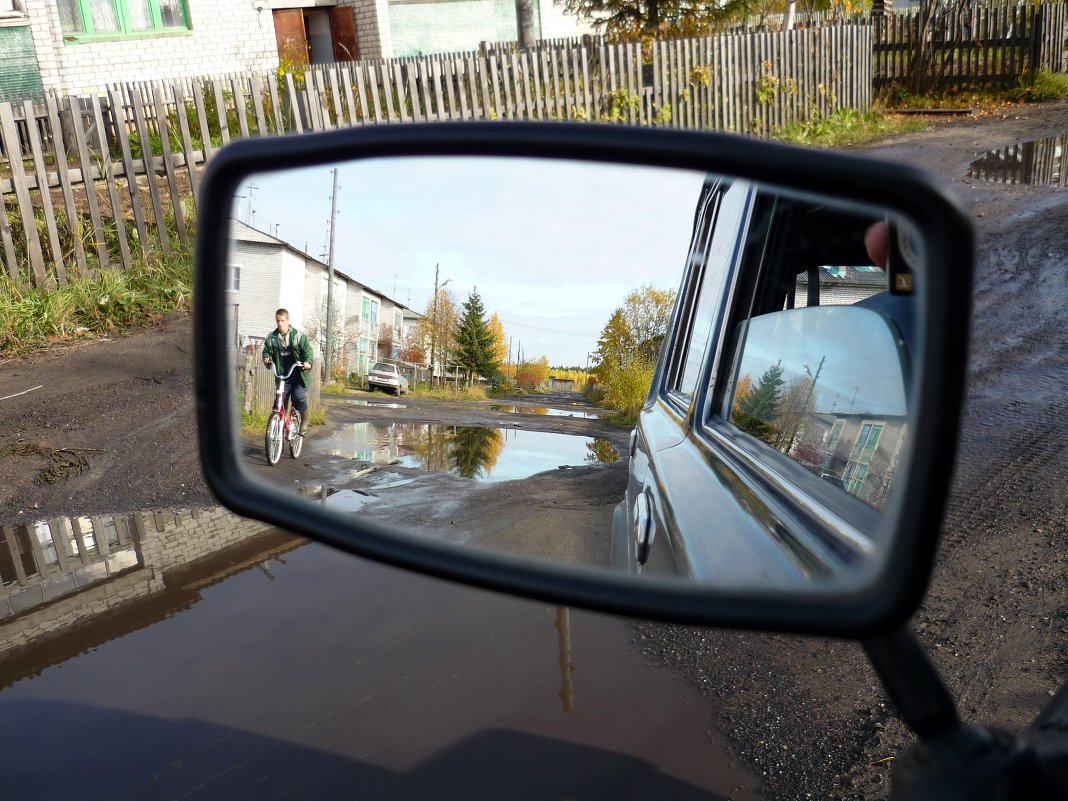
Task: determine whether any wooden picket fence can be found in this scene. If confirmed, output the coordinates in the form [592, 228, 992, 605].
[873, 2, 1066, 89]
[967, 134, 1068, 188]
[0, 26, 873, 291]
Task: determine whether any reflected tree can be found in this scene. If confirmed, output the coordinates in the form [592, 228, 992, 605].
[450, 427, 504, 479]
[732, 361, 785, 444]
[585, 439, 620, 465]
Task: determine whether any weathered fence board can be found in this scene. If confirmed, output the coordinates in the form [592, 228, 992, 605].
[5, 4, 1063, 290]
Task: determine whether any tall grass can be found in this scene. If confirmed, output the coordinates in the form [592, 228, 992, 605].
[774, 108, 926, 148]
[0, 251, 193, 357]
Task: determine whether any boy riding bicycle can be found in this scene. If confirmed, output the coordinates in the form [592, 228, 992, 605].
[262, 309, 314, 435]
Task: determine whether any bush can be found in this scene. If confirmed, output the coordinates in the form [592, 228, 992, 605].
[601, 358, 654, 423]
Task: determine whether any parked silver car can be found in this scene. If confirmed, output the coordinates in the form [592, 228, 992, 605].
[367, 361, 409, 395]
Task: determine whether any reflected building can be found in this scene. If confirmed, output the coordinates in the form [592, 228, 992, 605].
[0, 508, 302, 688]
[814, 413, 908, 510]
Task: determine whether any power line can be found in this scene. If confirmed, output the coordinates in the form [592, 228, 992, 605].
[500, 319, 596, 338]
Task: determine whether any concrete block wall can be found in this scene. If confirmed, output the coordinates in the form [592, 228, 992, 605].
[24, 0, 279, 95]
[133, 507, 276, 572]
[342, 0, 392, 58]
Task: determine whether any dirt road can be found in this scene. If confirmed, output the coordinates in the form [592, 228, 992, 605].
[2, 101, 1067, 800]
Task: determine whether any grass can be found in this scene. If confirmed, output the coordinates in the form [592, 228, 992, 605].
[321, 382, 351, 396]
[408, 385, 488, 401]
[1010, 70, 1068, 102]
[879, 71, 1068, 111]
[239, 407, 325, 438]
[0, 250, 193, 357]
[773, 108, 927, 148]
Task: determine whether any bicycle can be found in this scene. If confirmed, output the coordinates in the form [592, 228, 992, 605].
[265, 362, 306, 465]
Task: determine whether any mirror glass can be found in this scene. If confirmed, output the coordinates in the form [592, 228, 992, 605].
[224, 155, 922, 592]
[729, 306, 908, 510]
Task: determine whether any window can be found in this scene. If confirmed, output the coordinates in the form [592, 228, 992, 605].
[361, 297, 370, 320]
[844, 423, 884, 497]
[58, 0, 190, 38]
[230, 265, 240, 291]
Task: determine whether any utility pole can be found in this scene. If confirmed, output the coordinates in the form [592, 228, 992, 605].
[324, 168, 339, 382]
[428, 264, 451, 386]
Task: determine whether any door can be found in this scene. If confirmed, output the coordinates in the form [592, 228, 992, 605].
[329, 6, 359, 61]
[273, 9, 308, 65]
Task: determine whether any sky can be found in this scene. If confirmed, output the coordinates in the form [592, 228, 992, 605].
[234, 156, 706, 367]
[736, 306, 908, 418]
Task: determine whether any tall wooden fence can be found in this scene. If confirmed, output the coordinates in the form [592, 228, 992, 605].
[0, 26, 871, 291]
[873, 2, 1066, 89]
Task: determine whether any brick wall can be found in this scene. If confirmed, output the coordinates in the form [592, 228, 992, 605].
[342, 0, 392, 58]
[24, 0, 279, 94]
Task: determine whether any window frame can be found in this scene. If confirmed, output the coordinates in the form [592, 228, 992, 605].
[59, 0, 192, 42]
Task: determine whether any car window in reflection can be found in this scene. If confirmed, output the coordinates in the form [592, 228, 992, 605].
[717, 192, 914, 512]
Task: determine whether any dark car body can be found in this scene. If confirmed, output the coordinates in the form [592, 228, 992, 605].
[610, 177, 914, 588]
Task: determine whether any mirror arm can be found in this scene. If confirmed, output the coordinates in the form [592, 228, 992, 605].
[862, 625, 960, 742]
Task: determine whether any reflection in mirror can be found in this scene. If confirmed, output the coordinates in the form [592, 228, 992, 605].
[729, 307, 909, 511]
[222, 155, 924, 593]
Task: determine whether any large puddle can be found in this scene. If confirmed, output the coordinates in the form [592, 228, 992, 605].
[490, 405, 601, 419]
[968, 133, 1067, 188]
[318, 422, 618, 481]
[0, 505, 756, 800]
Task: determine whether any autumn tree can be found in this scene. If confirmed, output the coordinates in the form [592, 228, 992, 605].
[621, 284, 676, 362]
[591, 284, 675, 417]
[517, 356, 550, 391]
[419, 288, 458, 382]
[488, 313, 509, 376]
[398, 329, 427, 366]
[377, 321, 394, 361]
[454, 289, 499, 386]
[564, 0, 749, 39]
[773, 375, 817, 453]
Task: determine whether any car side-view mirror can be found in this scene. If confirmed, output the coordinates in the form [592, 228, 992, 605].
[195, 122, 973, 638]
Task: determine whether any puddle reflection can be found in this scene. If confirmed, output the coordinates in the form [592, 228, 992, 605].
[968, 133, 1067, 188]
[0, 507, 298, 687]
[490, 405, 601, 419]
[319, 422, 617, 481]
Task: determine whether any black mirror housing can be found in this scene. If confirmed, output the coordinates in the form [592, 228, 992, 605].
[195, 121, 973, 638]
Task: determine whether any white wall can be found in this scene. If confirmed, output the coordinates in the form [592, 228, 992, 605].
[230, 240, 282, 346]
[25, 0, 278, 94]
[279, 249, 308, 330]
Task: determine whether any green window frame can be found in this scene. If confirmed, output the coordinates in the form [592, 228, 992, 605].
[58, 0, 191, 40]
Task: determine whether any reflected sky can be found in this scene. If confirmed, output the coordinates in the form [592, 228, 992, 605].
[318, 421, 618, 480]
[736, 306, 908, 417]
[238, 157, 705, 365]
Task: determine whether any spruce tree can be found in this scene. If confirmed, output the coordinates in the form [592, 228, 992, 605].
[454, 289, 498, 384]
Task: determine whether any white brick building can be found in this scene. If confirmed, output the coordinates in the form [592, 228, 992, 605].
[228, 219, 418, 377]
[8, 0, 590, 95]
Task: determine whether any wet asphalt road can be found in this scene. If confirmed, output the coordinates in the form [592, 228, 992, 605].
[0, 528, 758, 801]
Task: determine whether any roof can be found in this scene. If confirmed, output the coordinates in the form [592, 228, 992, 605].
[228, 218, 419, 313]
[796, 265, 887, 289]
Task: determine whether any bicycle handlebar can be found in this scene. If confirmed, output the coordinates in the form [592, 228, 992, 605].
[268, 363, 306, 380]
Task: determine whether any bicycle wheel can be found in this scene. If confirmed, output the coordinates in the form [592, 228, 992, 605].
[289, 411, 304, 459]
[265, 412, 284, 465]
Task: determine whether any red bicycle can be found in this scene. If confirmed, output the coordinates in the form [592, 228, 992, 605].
[265, 362, 306, 465]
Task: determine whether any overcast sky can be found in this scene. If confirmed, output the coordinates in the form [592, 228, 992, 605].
[234, 156, 706, 366]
